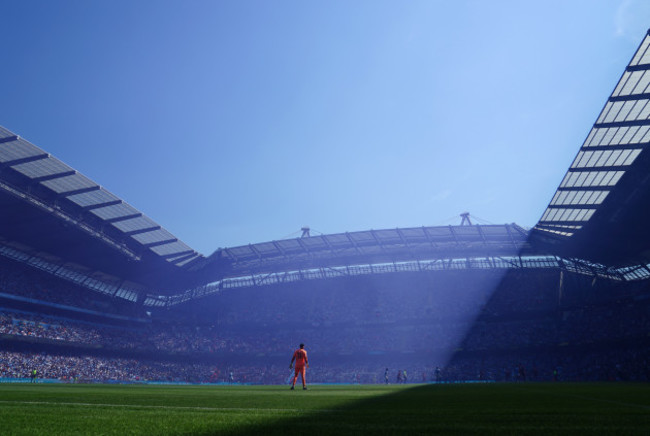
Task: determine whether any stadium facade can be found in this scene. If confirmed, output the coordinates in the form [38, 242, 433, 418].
[2, 31, 650, 384]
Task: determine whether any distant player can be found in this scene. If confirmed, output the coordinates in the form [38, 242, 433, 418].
[517, 363, 526, 382]
[289, 343, 309, 390]
[384, 368, 389, 384]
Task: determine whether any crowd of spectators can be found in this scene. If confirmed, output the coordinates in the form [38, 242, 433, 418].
[0, 348, 428, 384]
[13, 299, 648, 359]
[0, 307, 468, 355]
[0, 350, 212, 383]
[445, 347, 650, 383]
[198, 272, 500, 327]
[0, 256, 137, 316]
[3, 346, 647, 385]
[1, 262, 650, 384]
[0, 310, 104, 343]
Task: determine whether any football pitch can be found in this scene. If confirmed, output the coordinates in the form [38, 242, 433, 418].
[1, 382, 649, 435]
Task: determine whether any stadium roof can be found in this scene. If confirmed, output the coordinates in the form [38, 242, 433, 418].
[6, 31, 650, 303]
[533, 29, 650, 267]
[0, 126, 203, 289]
[192, 224, 536, 278]
[167, 222, 634, 306]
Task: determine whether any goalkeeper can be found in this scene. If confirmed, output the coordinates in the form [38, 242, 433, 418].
[289, 343, 309, 390]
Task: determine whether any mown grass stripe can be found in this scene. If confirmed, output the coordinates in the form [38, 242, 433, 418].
[517, 386, 650, 411]
[0, 400, 325, 413]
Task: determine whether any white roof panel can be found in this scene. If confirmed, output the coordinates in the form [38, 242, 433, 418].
[111, 216, 159, 233]
[67, 189, 120, 207]
[150, 240, 193, 256]
[90, 203, 139, 220]
[12, 157, 72, 178]
[0, 126, 201, 263]
[131, 228, 175, 245]
[0, 126, 16, 139]
[0, 138, 45, 163]
[40, 173, 96, 193]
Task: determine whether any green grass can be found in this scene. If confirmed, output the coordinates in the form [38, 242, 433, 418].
[1, 382, 649, 435]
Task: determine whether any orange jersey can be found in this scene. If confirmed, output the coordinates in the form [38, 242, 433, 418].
[293, 349, 308, 366]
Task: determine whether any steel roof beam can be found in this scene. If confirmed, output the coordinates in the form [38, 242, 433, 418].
[33, 170, 76, 183]
[369, 230, 386, 252]
[344, 232, 362, 254]
[448, 226, 460, 245]
[595, 120, 650, 129]
[295, 237, 311, 255]
[144, 238, 178, 248]
[640, 264, 650, 276]
[249, 244, 263, 260]
[568, 257, 598, 277]
[476, 225, 488, 245]
[177, 255, 201, 268]
[271, 240, 287, 259]
[124, 226, 161, 236]
[82, 200, 122, 210]
[609, 93, 650, 102]
[505, 225, 520, 248]
[256, 272, 274, 286]
[538, 220, 588, 225]
[160, 249, 193, 259]
[545, 204, 600, 210]
[626, 64, 650, 72]
[496, 256, 521, 268]
[60, 186, 100, 196]
[395, 228, 408, 246]
[3, 153, 49, 166]
[421, 227, 437, 248]
[620, 264, 645, 274]
[579, 144, 647, 152]
[534, 224, 581, 232]
[0, 135, 19, 144]
[105, 213, 142, 223]
[556, 186, 611, 192]
[320, 235, 336, 255]
[486, 255, 494, 268]
[395, 228, 417, 259]
[223, 248, 238, 262]
[170, 252, 198, 265]
[567, 166, 632, 173]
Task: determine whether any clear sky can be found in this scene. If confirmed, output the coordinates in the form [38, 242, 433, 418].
[1, 0, 649, 255]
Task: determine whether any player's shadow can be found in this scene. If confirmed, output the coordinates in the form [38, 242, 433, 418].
[192, 384, 452, 436]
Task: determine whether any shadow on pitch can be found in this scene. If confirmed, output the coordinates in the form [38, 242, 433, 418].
[190, 384, 453, 436]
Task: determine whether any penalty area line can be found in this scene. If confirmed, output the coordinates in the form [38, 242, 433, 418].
[0, 400, 329, 413]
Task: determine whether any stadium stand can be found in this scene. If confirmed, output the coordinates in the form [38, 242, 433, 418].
[3, 30, 650, 384]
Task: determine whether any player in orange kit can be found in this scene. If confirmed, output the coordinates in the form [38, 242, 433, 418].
[289, 343, 309, 390]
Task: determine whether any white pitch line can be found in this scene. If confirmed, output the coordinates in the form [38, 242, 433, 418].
[0, 400, 327, 413]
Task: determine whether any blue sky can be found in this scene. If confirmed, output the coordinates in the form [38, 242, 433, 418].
[1, 0, 649, 255]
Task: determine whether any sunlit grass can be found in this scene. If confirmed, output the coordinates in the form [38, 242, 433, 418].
[1, 383, 649, 435]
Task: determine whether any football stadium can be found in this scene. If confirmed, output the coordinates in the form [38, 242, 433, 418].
[4, 9, 650, 436]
